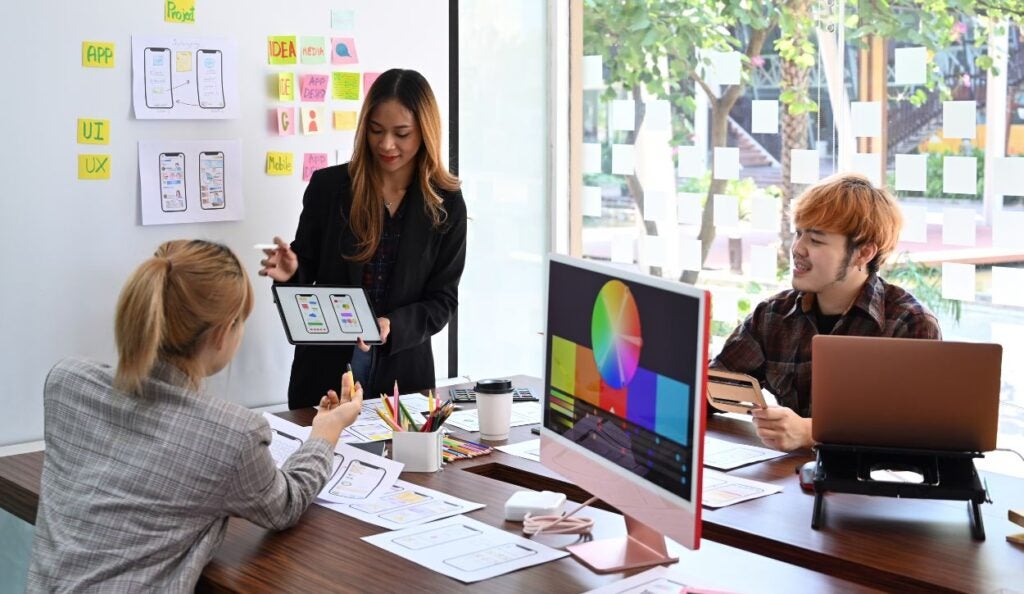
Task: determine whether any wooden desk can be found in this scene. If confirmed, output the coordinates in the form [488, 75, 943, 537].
[467, 377, 1024, 593]
[0, 386, 869, 592]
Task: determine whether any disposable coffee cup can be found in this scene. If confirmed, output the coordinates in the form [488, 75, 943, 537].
[475, 379, 514, 441]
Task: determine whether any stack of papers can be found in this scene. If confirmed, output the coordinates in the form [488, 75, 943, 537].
[702, 469, 783, 508]
[703, 436, 787, 470]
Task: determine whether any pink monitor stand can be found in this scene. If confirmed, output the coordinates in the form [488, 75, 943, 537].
[567, 515, 678, 573]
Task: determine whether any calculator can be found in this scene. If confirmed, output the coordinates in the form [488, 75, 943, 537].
[450, 387, 537, 403]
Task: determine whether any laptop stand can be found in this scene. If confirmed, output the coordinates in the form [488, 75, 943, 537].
[810, 444, 990, 540]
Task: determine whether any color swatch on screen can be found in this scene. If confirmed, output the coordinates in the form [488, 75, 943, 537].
[591, 280, 643, 389]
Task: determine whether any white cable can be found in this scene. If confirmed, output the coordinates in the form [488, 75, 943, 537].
[522, 496, 599, 537]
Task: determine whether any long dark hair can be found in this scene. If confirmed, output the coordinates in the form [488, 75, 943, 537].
[348, 69, 459, 262]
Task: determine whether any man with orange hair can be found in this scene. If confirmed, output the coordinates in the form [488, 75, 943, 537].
[711, 173, 941, 451]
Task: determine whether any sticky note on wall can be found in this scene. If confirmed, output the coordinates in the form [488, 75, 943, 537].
[165, 0, 195, 23]
[331, 38, 359, 65]
[300, 36, 327, 64]
[278, 72, 295, 101]
[299, 74, 329, 102]
[333, 110, 357, 130]
[266, 152, 294, 176]
[77, 119, 110, 145]
[364, 72, 382, 93]
[175, 51, 192, 72]
[302, 153, 329, 181]
[82, 42, 115, 68]
[332, 72, 360, 100]
[78, 154, 111, 179]
[276, 107, 295, 136]
[268, 36, 297, 65]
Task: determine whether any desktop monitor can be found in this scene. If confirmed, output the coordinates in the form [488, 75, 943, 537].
[540, 254, 710, 573]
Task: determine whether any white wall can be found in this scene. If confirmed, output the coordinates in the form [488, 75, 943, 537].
[0, 1, 450, 446]
[457, 0, 550, 381]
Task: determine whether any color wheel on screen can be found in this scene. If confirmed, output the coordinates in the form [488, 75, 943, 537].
[591, 280, 643, 389]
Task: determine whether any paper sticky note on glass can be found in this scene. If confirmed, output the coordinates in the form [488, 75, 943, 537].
[713, 194, 739, 228]
[713, 147, 739, 180]
[300, 37, 327, 65]
[850, 152, 882, 187]
[331, 38, 359, 65]
[895, 47, 927, 85]
[991, 157, 1024, 196]
[278, 72, 295, 101]
[750, 244, 777, 281]
[583, 55, 603, 89]
[611, 235, 634, 263]
[332, 72, 360, 100]
[165, 0, 195, 24]
[268, 36, 298, 65]
[583, 185, 602, 217]
[333, 110, 357, 130]
[943, 156, 977, 195]
[751, 100, 778, 134]
[302, 153, 329, 181]
[703, 50, 741, 86]
[644, 190, 671, 222]
[712, 290, 739, 322]
[364, 72, 382, 93]
[331, 9, 355, 32]
[899, 204, 928, 243]
[992, 211, 1024, 249]
[611, 100, 635, 131]
[850, 102, 882, 138]
[942, 208, 976, 246]
[941, 262, 975, 302]
[942, 101, 977, 139]
[642, 235, 667, 267]
[77, 119, 110, 145]
[791, 149, 820, 184]
[679, 238, 702, 272]
[276, 107, 295, 136]
[677, 192, 702, 226]
[78, 154, 111, 180]
[583, 143, 602, 174]
[299, 74, 329, 102]
[677, 146, 705, 179]
[175, 51, 192, 72]
[612, 144, 635, 175]
[894, 154, 927, 192]
[751, 195, 779, 231]
[266, 152, 293, 176]
[991, 267, 1024, 307]
[82, 42, 114, 68]
[644, 100, 671, 132]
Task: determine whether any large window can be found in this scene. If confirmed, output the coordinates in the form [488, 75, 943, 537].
[569, 2, 1024, 469]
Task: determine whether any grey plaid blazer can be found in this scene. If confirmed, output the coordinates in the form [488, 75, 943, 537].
[27, 358, 333, 593]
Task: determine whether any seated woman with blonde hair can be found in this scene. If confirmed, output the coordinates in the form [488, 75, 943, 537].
[27, 239, 362, 592]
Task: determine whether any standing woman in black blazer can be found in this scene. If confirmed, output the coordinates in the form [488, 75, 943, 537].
[260, 69, 466, 409]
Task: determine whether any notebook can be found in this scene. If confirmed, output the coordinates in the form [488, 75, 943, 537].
[811, 335, 1002, 452]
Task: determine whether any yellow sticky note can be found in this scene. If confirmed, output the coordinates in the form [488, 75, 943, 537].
[82, 42, 115, 68]
[331, 71, 359, 100]
[78, 154, 111, 180]
[165, 0, 196, 24]
[175, 51, 192, 72]
[266, 152, 294, 176]
[333, 111, 357, 130]
[268, 36, 298, 65]
[278, 72, 295, 101]
[77, 119, 110, 145]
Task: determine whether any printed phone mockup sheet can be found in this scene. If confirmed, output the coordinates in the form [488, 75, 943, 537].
[272, 285, 382, 345]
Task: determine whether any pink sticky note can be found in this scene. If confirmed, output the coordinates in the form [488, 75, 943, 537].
[303, 152, 329, 181]
[363, 72, 382, 94]
[299, 74, 329, 102]
[331, 37, 359, 65]
[276, 107, 295, 136]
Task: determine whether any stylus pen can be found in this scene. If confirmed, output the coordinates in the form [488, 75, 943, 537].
[253, 243, 282, 251]
[345, 363, 354, 390]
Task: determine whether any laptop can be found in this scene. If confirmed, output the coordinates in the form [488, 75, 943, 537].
[811, 335, 1002, 452]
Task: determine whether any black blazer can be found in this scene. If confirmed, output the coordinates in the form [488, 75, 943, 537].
[282, 163, 467, 408]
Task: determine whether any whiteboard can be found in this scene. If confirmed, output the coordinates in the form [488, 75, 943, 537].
[0, 1, 452, 446]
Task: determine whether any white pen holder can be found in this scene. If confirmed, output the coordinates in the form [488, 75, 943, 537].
[392, 429, 443, 472]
